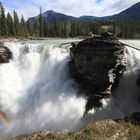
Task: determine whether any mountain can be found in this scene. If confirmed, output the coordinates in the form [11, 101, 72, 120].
[113, 2, 140, 19]
[27, 2, 140, 24]
[27, 10, 81, 24]
[79, 2, 140, 20]
[79, 15, 111, 20]
[79, 16, 100, 20]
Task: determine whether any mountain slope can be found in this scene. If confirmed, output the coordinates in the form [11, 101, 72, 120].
[79, 15, 111, 20]
[113, 2, 140, 19]
[27, 10, 81, 24]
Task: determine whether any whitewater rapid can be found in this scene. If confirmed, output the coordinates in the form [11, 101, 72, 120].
[0, 39, 140, 137]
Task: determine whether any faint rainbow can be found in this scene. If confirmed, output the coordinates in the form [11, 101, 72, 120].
[0, 111, 11, 126]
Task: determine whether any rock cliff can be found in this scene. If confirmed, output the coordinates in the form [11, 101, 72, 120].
[69, 32, 126, 113]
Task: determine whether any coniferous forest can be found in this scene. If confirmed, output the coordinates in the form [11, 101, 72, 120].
[0, 2, 140, 39]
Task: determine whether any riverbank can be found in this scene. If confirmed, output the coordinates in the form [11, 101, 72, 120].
[13, 120, 140, 140]
[0, 36, 140, 41]
[0, 36, 83, 42]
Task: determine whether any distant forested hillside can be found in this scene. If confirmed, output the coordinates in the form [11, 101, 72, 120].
[0, 2, 140, 38]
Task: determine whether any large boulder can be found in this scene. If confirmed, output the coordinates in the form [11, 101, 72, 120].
[0, 42, 12, 63]
[69, 32, 126, 113]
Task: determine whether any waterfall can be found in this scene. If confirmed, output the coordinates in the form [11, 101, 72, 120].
[0, 39, 140, 137]
[0, 40, 86, 136]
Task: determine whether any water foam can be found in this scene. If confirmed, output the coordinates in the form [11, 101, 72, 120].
[0, 40, 86, 136]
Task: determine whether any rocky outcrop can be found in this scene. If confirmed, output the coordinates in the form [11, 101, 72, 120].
[0, 42, 12, 63]
[69, 32, 126, 113]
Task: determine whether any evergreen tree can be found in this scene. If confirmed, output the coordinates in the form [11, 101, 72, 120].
[20, 15, 28, 37]
[38, 7, 44, 37]
[0, 2, 7, 36]
[13, 10, 21, 36]
[33, 20, 39, 36]
[7, 12, 15, 36]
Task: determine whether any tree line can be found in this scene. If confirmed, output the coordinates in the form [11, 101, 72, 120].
[0, 2, 28, 37]
[0, 2, 140, 38]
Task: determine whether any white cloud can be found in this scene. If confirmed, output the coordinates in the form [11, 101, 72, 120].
[1, 0, 140, 20]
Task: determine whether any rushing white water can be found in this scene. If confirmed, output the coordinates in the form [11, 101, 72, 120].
[0, 39, 86, 136]
[0, 39, 140, 137]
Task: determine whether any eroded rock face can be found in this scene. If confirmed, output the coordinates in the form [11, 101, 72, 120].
[69, 32, 126, 113]
[0, 42, 12, 63]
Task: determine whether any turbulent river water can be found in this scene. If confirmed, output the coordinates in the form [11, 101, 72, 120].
[0, 39, 140, 137]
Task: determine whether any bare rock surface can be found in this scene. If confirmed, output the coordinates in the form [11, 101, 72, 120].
[69, 32, 127, 113]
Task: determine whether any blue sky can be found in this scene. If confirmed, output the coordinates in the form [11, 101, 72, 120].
[1, 0, 140, 20]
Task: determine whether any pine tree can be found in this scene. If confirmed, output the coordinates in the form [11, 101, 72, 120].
[7, 12, 15, 36]
[33, 20, 39, 36]
[27, 21, 34, 36]
[38, 7, 44, 37]
[20, 15, 28, 37]
[65, 22, 71, 37]
[0, 2, 7, 36]
[13, 10, 21, 36]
